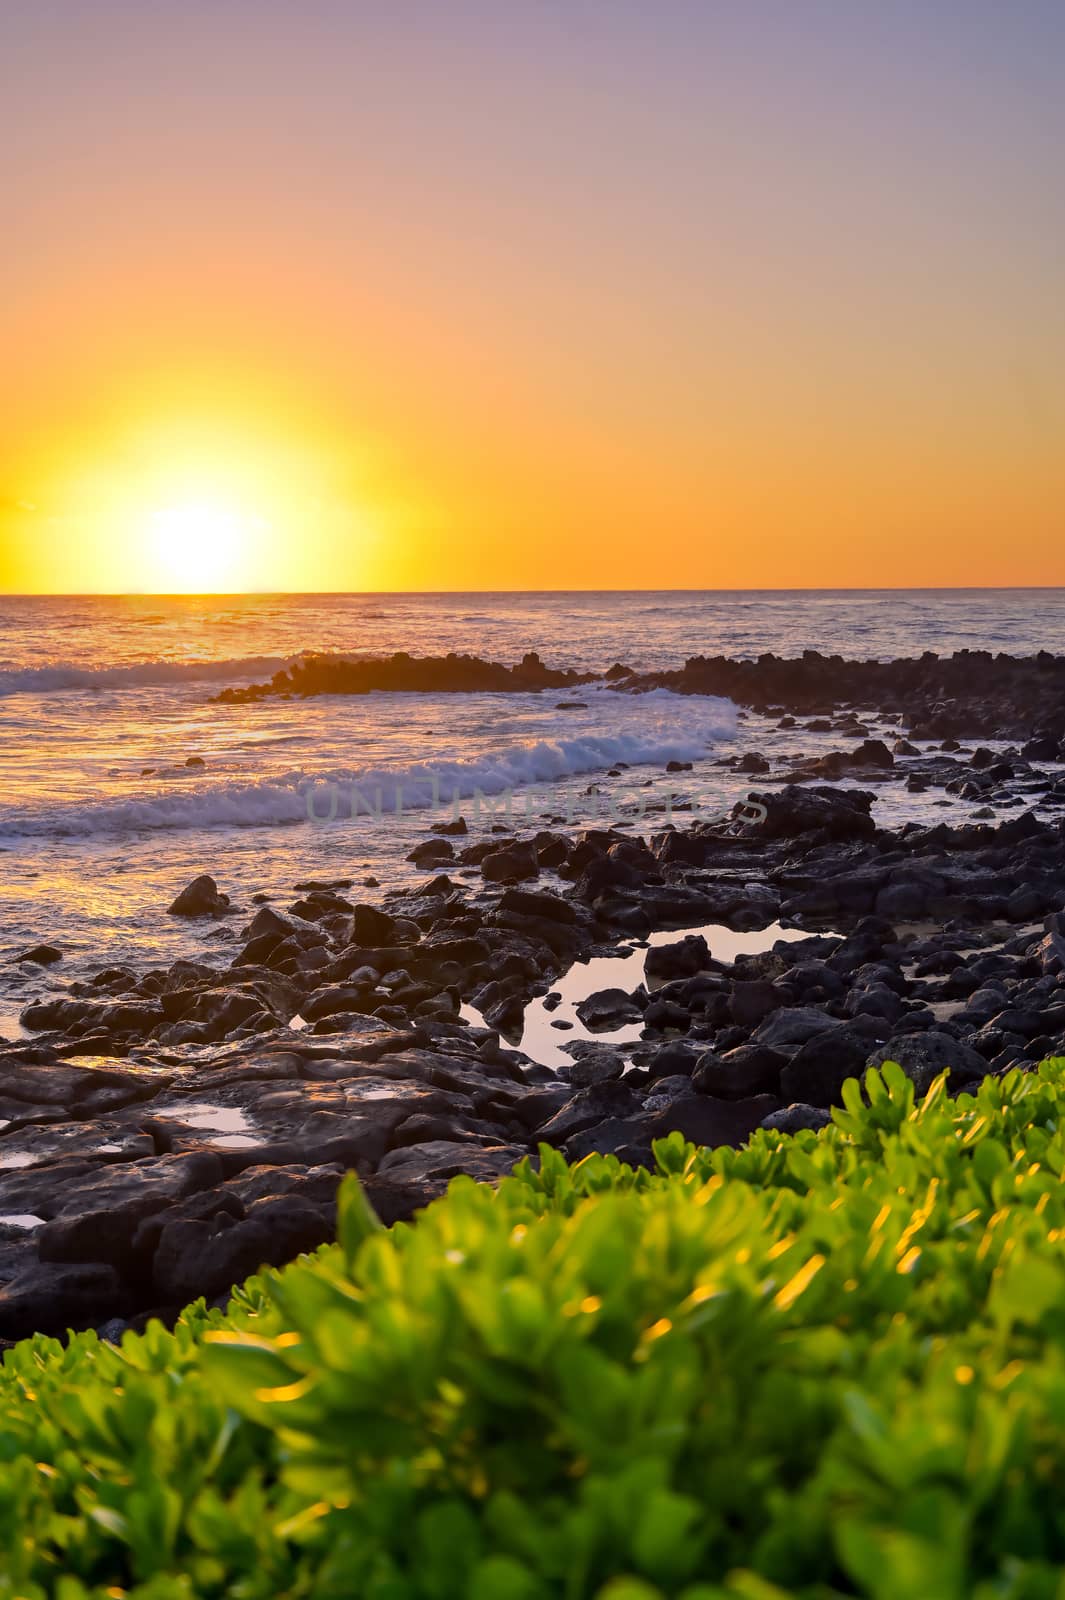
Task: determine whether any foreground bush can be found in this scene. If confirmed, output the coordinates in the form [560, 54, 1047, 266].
[5, 1062, 1065, 1597]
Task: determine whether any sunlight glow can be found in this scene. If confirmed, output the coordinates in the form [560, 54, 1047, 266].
[3, 393, 399, 593]
[147, 499, 257, 592]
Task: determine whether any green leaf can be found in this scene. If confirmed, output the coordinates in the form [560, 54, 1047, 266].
[337, 1172, 385, 1266]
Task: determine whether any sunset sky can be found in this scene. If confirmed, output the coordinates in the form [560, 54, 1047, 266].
[2, 0, 1062, 593]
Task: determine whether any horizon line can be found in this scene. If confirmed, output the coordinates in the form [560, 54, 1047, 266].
[3, 585, 1065, 600]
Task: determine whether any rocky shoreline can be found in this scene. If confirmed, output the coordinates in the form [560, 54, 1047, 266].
[215, 647, 1065, 750]
[213, 648, 607, 701]
[4, 658, 1065, 1343]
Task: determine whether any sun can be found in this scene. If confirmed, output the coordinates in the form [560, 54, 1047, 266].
[147, 499, 255, 592]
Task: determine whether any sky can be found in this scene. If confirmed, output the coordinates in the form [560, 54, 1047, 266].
[1, 0, 1063, 592]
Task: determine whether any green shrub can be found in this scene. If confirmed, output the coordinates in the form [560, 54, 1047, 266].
[5, 1061, 1065, 1597]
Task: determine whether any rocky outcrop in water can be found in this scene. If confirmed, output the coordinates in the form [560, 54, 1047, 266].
[213, 648, 1065, 751]
[214, 650, 597, 702]
[625, 649, 1065, 745]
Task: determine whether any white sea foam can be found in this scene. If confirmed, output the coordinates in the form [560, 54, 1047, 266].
[0, 654, 293, 696]
[0, 696, 737, 838]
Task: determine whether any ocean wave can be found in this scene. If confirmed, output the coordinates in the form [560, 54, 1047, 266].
[0, 701, 737, 838]
[0, 654, 295, 697]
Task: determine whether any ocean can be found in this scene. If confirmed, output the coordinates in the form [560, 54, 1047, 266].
[2, 589, 1063, 1023]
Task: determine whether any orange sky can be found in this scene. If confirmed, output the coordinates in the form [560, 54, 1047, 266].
[2, 2, 1062, 593]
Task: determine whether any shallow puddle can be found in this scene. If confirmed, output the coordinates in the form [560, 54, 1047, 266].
[463, 919, 832, 1070]
[155, 1101, 253, 1133]
[343, 1078, 424, 1101]
[153, 1101, 260, 1148]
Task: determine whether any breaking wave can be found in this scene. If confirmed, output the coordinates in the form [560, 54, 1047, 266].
[0, 655, 294, 696]
[0, 697, 737, 838]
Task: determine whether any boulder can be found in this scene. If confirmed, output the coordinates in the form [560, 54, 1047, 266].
[866, 1030, 990, 1095]
[557, 1045, 627, 1087]
[642, 997, 692, 1031]
[779, 1027, 872, 1107]
[481, 844, 539, 883]
[849, 739, 894, 769]
[575, 988, 644, 1031]
[375, 1141, 526, 1184]
[645, 935, 711, 981]
[35, 1153, 225, 1272]
[350, 908, 396, 940]
[744, 785, 876, 842]
[0, 1261, 130, 1342]
[361, 1174, 442, 1225]
[168, 875, 231, 917]
[649, 1093, 782, 1149]
[643, 1040, 703, 1079]
[245, 906, 297, 942]
[17, 944, 63, 966]
[151, 1193, 334, 1304]
[535, 1081, 643, 1144]
[754, 1007, 843, 1053]
[729, 979, 785, 1028]
[498, 887, 578, 925]
[693, 1044, 785, 1099]
[407, 839, 454, 868]
[560, 1117, 655, 1165]
[761, 1104, 833, 1134]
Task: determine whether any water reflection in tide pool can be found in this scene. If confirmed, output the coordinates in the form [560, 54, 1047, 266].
[152, 1101, 260, 1149]
[463, 920, 832, 1070]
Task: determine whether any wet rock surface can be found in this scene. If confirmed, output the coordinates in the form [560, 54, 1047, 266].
[7, 667, 1065, 1341]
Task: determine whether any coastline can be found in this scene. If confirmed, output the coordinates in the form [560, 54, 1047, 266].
[3, 648, 1065, 1342]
